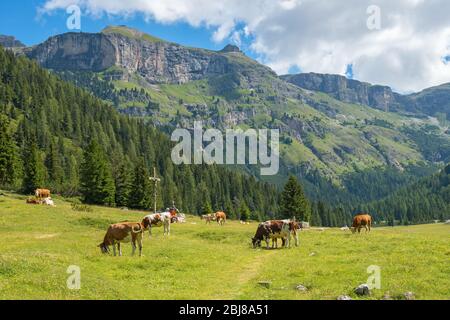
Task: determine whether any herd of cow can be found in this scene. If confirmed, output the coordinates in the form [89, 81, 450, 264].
[98, 209, 226, 257]
[97, 208, 373, 257]
[28, 189, 373, 257]
[26, 188, 55, 206]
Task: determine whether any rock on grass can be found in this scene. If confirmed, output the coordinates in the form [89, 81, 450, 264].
[354, 284, 371, 296]
[337, 295, 353, 300]
[295, 284, 308, 292]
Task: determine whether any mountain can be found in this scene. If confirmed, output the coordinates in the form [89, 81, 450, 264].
[0, 46, 279, 218]
[281, 73, 405, 113]
[8, 26, 450, 207]
[25, 26, 276, 85]
[282, 72, 450, 120]
[0, 35, 25, 48]
[407, 83, 450, 120]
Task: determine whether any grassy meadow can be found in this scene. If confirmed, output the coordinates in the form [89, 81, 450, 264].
[0, 192, 449, 300]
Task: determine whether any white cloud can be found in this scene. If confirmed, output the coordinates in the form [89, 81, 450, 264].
[41, 0, 450, 92]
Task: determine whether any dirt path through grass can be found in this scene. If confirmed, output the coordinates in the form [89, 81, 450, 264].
[231, 250, 277, 299]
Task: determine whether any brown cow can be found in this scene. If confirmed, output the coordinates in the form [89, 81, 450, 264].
[99, 220, 150, 257]
[351, 214, 372, 234]
[252, 220, 284, 249]
[26, 198, 42, 205]
[252, 220, 302, 249]
[216, 211, 226, 226]
[35, 189, 51, 199]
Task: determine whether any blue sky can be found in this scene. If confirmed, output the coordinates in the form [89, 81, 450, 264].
[1, 0, 450, 92]
[0, 0, 251, 55]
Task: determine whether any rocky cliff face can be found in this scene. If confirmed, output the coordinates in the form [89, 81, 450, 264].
[26, 26, 271, 85]
[0, 35, 25, 48]
[28, 33, 116, 72]
[282, 73, 404, 112]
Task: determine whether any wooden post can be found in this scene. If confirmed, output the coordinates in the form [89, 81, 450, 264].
[149, 167, 160, 213]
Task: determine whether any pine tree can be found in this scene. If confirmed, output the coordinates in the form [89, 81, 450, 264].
[80, 140, 115, 206]
[239, 201, 251, 221]
[129, 158, 152, 210]
[310, 202, 323, 227]
[280, 175, 311, 222]
[114, 160, 132, 208]
[45, 140, 63, 190]
[22, 140, 45, 194]
[0, 115, 17, 186]
[201, 201, 213, 215]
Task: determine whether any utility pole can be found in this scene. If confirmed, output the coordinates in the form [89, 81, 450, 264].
[149, 167, 160, 213]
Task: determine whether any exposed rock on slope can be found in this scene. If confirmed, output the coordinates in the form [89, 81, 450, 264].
[0, 35, 25, 48]
[26, 26, 275, 85]
[281, 73, 404, 112]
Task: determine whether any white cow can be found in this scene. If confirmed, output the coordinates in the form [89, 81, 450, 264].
[160, 212, 173, 236]
[271, 220, 301, 248]
[43, 197, 55, 207]
[142, 213, 163, 237]
[160, 208, 178, 236]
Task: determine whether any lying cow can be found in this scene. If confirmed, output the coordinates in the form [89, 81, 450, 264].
[43, 197, 55, 207]
[142, 213, 163, 237]
[216, 211, 226, 226]
[99, 220, 150, 257]
[26, 198, 42, 205]
[351, 214, 372, 234]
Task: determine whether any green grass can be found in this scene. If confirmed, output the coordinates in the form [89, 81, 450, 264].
[1, 192, 448, 300]
[102, 26, 165, 43]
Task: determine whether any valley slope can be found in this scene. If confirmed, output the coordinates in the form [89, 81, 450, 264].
[6, 26, 450, 206]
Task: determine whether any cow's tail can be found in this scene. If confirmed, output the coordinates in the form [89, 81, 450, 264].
[132, 224, 143, 234]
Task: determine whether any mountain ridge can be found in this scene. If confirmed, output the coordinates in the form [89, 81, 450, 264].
[0, 34, 25, 48]
[282, 72, 450, 119]
[3, 26, 449, 206]
[19, 26, 274, 86]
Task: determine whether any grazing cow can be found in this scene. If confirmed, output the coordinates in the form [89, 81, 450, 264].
[268, 220, 301, 248]
[98, 220, 150, 257]
[351, 214, 372, 234]
[35, 189, 51, 199]
[216, 211, 226, 226]
[252, 220, 301, 249]
[142, 213, 163, 237]
[201, 214, 214, 224]
[252, 220, 283, 249]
